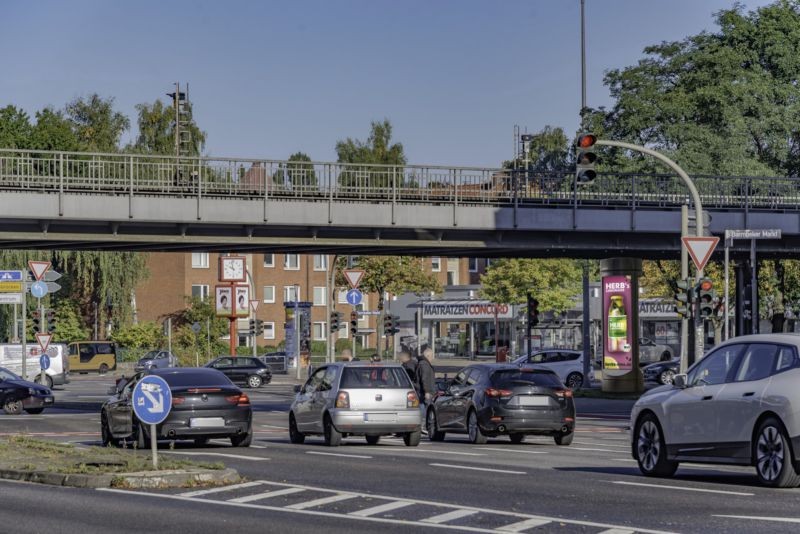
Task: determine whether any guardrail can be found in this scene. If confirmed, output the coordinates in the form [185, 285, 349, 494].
[1, 148, 798, 211]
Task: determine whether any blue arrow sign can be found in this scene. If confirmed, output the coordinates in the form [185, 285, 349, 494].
[132, 375, 172, 425]
[30, 281, 48, 299]
[346, 289, 363, 306]
[39, 354, 50, 371]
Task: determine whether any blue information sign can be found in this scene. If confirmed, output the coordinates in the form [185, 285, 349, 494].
[30, 281, 48, 299]
[0, 270, 22, 281]
[346, 289, 363, 306]
[132, 375, 172, 425]
[39, 354, 50, 371]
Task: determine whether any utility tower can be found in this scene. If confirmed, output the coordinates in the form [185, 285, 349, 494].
[167, 82, 193, 158]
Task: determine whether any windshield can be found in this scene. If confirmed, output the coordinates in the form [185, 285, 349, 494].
[160, 371, 233, 387]
[491, 370, 563, 389]
[0, 368, 21, 381]
[340, 367, 412, 389]
[140, 351, 159, 361]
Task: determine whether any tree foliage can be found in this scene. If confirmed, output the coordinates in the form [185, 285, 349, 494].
[479, 259, 584, 313]
[336, 120, 407, 187]
[130, 98, 206, 156]
[112, 321, 165, 349]
[64, 94, 130, 152]
[274, 151, 317, 187]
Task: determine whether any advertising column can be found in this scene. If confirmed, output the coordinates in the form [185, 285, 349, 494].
[600, 258, 643, 393]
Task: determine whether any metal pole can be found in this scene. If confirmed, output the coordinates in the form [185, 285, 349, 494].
[680, 205, 689, 373]
[247, 268, 257, 359]
[326, 255, 333, 364]
[39, 299, 46, 386]
[150, 424, 158, 469]
[526, 292, 533, 359]
[206, 318, 211, 363]
[581, 261, 591, 385]
[167, 317, 172, 354]
[21, 277, 27, 381]
[724, 238, 730, 341]
[751, 239, 758, 334]
[295, 287, 301, 380]
[494, 305, 500, 363]
[580, 0, 587, 114]
[12, 303, 18, 343]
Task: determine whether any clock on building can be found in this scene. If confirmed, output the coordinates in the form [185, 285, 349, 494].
[219, 256, 246, 282]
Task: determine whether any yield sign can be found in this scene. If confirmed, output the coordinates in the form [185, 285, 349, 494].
[36, 333, 52, 352]
[682, 236, 720, 272]
[343, 269, 365, 289]
[28, 261, 51, 281]
[250, 299, 260, 313]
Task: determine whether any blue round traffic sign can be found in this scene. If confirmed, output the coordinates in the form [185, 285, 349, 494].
[346, 289, 363, 306]
[30, 281, 48, 299]
[132, 375, 172, 425]
[39, 354, 50, 370]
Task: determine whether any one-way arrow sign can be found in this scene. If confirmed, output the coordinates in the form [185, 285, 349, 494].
[682, 236, 720, 272]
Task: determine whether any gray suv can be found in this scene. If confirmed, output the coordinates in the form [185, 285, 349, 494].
[289, 362, 422, 447]
[134, 350, 178, 372]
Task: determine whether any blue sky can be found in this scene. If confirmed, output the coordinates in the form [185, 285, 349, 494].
[0, 0, 772, 167]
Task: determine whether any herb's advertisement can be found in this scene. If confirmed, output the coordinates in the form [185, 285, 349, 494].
[602, 275, 633, 371]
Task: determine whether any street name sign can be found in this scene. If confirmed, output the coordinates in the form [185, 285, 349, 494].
[682, 236, 720, 272]
[133, 375, 172, 426]
[343, 269, 365, 289]
[28, 261, 51, 281]
[725, 229, 782, 241]
[346, 289, 363, 306]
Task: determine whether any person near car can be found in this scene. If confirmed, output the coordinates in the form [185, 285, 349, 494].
[416, 348, 436, 407]
[340, 348, 358, 362]
[398, 351, 418, 389]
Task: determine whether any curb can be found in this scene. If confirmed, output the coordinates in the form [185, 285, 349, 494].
[0, 467, 240, 489]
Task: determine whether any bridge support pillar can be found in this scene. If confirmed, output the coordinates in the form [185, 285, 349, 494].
[599, 257, 644, 393]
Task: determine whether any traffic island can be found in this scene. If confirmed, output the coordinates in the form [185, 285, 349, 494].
[0, 435, 240, 489]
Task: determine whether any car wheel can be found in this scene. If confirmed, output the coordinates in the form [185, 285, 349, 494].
[467, 410, 487, 445]
[426, 409, 445, 442]
[509, 433, 525, 444]
[230, 428, 252, 447]
[566, 372, 584, 390]
[247, 375, 263, 388]
[101, 413, 117, 447]
[194, 437, 209, 447]
[365, 435, 380, 445]
[136, 422, 150, 450]
[99, 363, 109, 375]
[35, 374, 54, 389]
[660, 351, 671, 362]
[3, 399, 23, 415]
[404, 430, 421, 447]
[635, 414, 678, 477]
[323, 414, 342, 447]
[288, 413, 305, 444]
[754, 418, 800, 488]
[659, 369, 675, 385]
[554, 431, 574, 446]
[25, 408, 45, 415]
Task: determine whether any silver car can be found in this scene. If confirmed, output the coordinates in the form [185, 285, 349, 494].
[639, 337, 674, 365]
[134, 350, 178, 372]
[631, 334, 800, 487]
[289, 362, 422, 447]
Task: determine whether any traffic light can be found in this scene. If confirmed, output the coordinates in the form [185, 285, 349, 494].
[350, 311, 358, 335]
[330, 311, 343, 333]
[46, 309, 56, 332]
[32, 310, 42, 334]
[575, 133, 598, 185]
[674, 279, 693, 319]
[697, 278, 715, 319]
[382, 314, 399, 336]
[526, 295, 540, 327]
[247, 318, 264, 336]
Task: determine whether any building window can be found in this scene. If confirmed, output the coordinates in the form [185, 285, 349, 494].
[191, 253, 209, 268]
[313, 255, 328, 271]
[431, 257, 441, 272]
[339, 321, 349, 339]
[485, 258, 493, 269]
[468, 258, 478, 272]
[337, 290, 348, 304]
[284, 254, 299, 270]
[191, 284, 209, 300]
[312, 322, 326, 341]
[262, 286, 275, 303]
[284, 286, 300, 302]
[313, 287, 327, 306]
[447, 271, 459, 285]
[263, 322, 275, 340]
[263, 254, 274, 267]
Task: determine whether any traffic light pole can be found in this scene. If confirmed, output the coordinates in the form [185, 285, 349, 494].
[526, 292, 533, 359]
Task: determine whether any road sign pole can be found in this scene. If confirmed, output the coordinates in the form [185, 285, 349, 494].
[151, 424, 158, 469]
[39, 298, 46, 386]
[21, 276, 27, 381]
[751, 238, 759, 334]
[724, 237, 730, 341]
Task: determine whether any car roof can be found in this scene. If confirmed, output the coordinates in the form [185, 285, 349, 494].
[328, 362, 404, 368]
[464, 363, 558, 374]
[150, 367, 224, 376]
[717, 333, 800, 347]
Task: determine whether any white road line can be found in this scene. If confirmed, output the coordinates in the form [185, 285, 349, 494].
[287, 493, 357, 510]
[349, 500, 414, 517]
[611, 458, 637, 463]
[260, 424, 288, 429]
[567, 447, 620, 453]
[496, 517, 551, 532]
[476, 447, 548, 455]
[609, 481, 754, 496]
[165, 451, 268, 461]
[362, 447, 484, 457]
[306, 451, 373, 459]
[229, 487, 306, 503]
[430, 463, 527, 475]
[597, 529, 635, 534]
[712, 515, 800, 524]
[422, 509, 479, 524]
[180, 481, 264, 497]
[573, 440, 628, 449]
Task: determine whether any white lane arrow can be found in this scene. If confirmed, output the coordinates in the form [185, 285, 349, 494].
[143, 389, 164, 413]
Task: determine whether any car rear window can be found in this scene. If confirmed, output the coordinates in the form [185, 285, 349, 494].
[340, 367, 412, 389]
[491, 370, 563, 388]
[161, 371, 232, 387]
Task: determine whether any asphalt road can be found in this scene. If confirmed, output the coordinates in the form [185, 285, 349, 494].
[2, 376, 800, 533]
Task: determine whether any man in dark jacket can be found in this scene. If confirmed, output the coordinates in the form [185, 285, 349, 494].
[398, 351, 418, 391]
[416, 348, 436, 405]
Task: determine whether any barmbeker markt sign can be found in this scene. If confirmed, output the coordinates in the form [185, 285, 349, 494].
[422, 300, 513, 321]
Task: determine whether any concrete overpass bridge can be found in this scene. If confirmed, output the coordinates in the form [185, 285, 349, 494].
[1, 148, 799, 259]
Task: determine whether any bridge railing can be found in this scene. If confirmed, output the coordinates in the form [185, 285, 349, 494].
[1, 148, 798, 210]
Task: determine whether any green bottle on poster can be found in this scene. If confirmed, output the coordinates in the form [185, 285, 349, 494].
[608, 295, 628, 353]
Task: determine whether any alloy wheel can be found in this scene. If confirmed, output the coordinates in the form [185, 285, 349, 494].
[756, 425, 785, 482]
[637, 420, 661, 472]
[660, 370, 675, 385]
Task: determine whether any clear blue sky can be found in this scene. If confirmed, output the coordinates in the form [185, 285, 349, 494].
[0, 0, 772, 167]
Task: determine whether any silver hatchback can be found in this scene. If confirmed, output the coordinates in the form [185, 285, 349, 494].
[289, 362, 422, 447]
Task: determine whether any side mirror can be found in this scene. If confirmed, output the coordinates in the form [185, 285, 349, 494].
[673, 374, 688, 389]
[293, 385, 302, 394]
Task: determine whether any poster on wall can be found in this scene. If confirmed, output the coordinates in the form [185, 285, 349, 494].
[215, 286, 232, 317]
[234, 285, 250, 317]
[602, 275, 633, 371]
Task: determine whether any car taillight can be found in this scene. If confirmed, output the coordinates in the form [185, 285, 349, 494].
[335, 391, 350, 409]
[555, 389, 573, 398]
[485, 388, 513, 398]
[407, 391, 419, 408]
[226, 394, 250, 406]
[172, 396, 185, 406]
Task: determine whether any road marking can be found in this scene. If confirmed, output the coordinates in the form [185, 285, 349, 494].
[598, 529, 635, 534]
[287, 493, 357, 510]
[363, 447, 484, 457]
[476, 447, 548, 455]
[180, 481, 264, 497]
[229, 487, 306, 503]
[430, 463, 527, 475]
[611, 458, 637, 463]
[349, 500, 413, 517]
[712, 515, 800, 524]
[306, 451, 373, 459]
[422, 509, 479, 524]
[573, 440, 628, 449]
[567, 447, 620, 453]
[609, 480, 754, 496]
[165, 451, 268, 461]
[260, 424, 288, 429]
[496, 517, 551, 531]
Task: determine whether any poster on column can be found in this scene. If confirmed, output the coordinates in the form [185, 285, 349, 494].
[234, 285, 250, 317]
[602, 275, 633, 371]
[215, 286, 232, 317]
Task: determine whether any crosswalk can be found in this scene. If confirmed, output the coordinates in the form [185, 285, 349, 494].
[110, 479, 675, 534]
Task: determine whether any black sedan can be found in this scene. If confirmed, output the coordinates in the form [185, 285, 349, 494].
[205, 356, 272, 388]
[425, 364, 575, 446]
[101, 368, 253, 448]
[0, 367, 54, 415]
[642, 358, 680, 385]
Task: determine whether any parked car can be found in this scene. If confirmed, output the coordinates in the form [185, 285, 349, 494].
[68, 341, 117, 374]
[0, 343, 70, 387]
[642, 359, 680, 385]
[101, 367, 252, 447]
[205, 356, 272, 388]
[135, 350, 179, 372]
[426, 364, 575, 445]
[639, 337, 674, 364]
[0, 366, 54, 415]
[259, 351, 289, 374]
[288, 362, 422, 447]
[631, 334, 800, 487]
[512, 349, 590, 389]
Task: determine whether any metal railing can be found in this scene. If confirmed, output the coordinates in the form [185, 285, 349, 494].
[1, 148, 798, 211]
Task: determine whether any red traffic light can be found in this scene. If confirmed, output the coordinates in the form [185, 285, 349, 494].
[699, 279, 713, 292]
[577, 134, 597, 149]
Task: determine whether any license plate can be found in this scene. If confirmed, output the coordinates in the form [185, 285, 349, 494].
[190, 417, 225, 428]
[363, 413, 397, 423]
[517, 396, 551, 407]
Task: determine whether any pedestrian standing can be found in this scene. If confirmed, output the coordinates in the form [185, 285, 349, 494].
[398, 351, 418, 390]
[416, 348, 436, 425]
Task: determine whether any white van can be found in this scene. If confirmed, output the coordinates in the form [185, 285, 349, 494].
[0, 343, 70, 387]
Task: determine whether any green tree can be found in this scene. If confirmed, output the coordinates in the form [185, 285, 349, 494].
[479, 259, 583, 314]
[130, 98, 206, 156]
[335, 119, 406, 188]
[0, 105, 33, 149]
[30, 108, 80, 152]
[506, 126, 571, 174]
[64, 94, 129, 152]
[274, 151, 317, 187]
[111, 321, 165, 349]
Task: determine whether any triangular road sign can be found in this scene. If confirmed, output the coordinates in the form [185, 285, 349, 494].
[28, 261, 51, 281]
[36, 333, 52, 352]
[250, 299, 259, 313]
[682, 236, 720, 272]
[344, 269, 365, 289]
